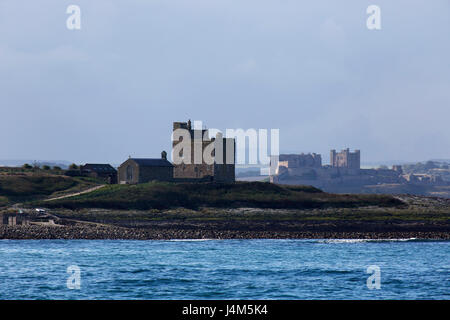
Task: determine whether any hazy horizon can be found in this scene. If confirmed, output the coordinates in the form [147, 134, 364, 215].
[1, 1, 449, 164]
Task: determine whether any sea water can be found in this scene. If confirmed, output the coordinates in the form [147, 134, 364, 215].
[0, 239, 448, 299]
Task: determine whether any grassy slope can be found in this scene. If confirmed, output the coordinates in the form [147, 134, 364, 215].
[40, 181, 404, 210]
[0, 175, 101, 205]
[52, 206, 450, 225]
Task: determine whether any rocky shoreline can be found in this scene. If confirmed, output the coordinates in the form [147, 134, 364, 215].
[1, 224, 449, 240]
[2, 195, 449, 240]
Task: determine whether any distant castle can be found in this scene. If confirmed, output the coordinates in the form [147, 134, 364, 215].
[275, 149, 360, 172]
[270, 148, 365, 188]
[271, 148, 446, 193]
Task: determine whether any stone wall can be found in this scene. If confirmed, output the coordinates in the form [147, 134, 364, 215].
[174, 163, 214, 179]
[139, 166, 173, 182]
[279, 153, 322, 168]
[1, 214, 30, 226]
[214, 164, 236, 183]
[118, 159, 173, 184]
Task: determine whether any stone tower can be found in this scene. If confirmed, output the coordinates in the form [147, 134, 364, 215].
[172, 120, 235, 182]
[330, 148, 360, 169]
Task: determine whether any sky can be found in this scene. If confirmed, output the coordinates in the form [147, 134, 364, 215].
[0, 0, 449, 165]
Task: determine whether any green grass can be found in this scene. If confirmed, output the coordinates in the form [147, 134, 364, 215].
[0, 174, 102, 205]
[0, 196, 8, 207]
[50, 204, 450, 226]
[39, 181, 404, 210]
[0, 175, 76, 196]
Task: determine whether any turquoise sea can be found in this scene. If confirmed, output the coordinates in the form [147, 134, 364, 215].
[0, 239, 448, 300]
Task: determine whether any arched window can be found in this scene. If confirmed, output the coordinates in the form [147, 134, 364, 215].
[126, 165, 133, 182]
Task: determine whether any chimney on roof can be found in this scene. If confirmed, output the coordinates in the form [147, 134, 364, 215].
[161, 150, 167, 160]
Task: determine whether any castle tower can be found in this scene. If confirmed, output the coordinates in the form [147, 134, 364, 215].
[330, 150, 336, 167]
[172, 120, 235, 182]
[330, 148, 360, 169]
